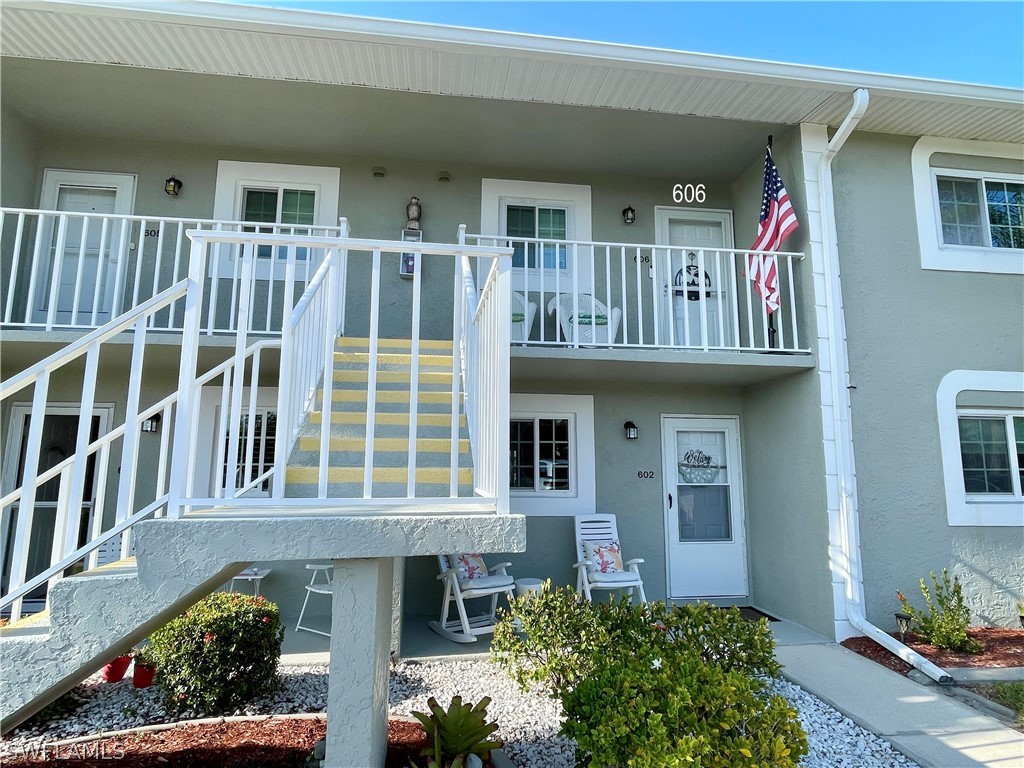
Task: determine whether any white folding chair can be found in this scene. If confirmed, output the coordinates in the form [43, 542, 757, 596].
[511, 291, 538, 342]
[573, 514, 647, 604]
[295, 564, 332, 637]
[428, 554, 515, 643]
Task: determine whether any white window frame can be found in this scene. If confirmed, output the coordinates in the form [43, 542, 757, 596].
[481, 179, 593, 289]
[194, 386, 279, 498]
[937, 370, 1024, 526]
[509, 394, 595, 516]
[212, 161, 341, 279]
[931, 169, 1023, 250]
[911, 137, 1024, 275]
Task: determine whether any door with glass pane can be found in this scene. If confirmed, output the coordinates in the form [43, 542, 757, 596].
[662, 416, 747, 598]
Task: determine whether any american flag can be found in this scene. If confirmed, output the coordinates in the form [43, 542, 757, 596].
[747, 146, 799, 314]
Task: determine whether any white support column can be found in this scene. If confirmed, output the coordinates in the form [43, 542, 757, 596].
[325, 557, 394, 768]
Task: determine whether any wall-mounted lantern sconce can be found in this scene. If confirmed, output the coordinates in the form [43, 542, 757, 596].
[437, 171, 452, 183]
[624, 421, 639, 440]
[164, 177, 183, 196]
[372, 166, 388, 178]
[622, 206, 636, 225]
[141, 413, 162, 433]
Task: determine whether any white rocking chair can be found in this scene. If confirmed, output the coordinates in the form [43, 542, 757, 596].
[428, 554, 515, 643]
[573, 514, 647, 604]
[547, 293, 622, 346]
[511, 291, 538, 342]
[295, 564, 332, 637]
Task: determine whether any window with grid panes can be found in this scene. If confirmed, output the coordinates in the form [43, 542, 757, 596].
[936, 173, 1024, 249]
[242, 187, 316, 259]
[510, 416, 572, 493]
[505, 205, 569, 271]
[957, 412, 1024, 498]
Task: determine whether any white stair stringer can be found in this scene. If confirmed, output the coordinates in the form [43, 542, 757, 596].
[0, 542, 247, 734]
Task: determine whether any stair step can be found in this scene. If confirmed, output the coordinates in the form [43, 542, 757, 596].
[295, 436, 469, 453]
[309, 412, 465, 427]
[0, 609, 50, 637]
[71, 557, 138, 578]
[285, 466, 473, 485]
[285, 482, 474, 499]
[335, 352, 453, 368]
[333, 370, 454, 386]
[337, 337, 453, 353]
[321, 389, 460, 405]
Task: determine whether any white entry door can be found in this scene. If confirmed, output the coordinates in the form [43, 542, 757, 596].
[35, 171, 136, 325]
[655, 208, 735, 348]
[662, 416, 748, 598]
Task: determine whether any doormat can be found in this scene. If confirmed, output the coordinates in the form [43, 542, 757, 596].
[734, 606, 778, 623]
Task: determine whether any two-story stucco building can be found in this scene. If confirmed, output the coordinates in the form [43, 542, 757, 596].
[1, 1, 1021, 764]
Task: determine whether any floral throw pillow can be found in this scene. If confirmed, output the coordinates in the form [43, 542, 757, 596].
[449, 553, 489, 582]
[583, 540, 623, 574]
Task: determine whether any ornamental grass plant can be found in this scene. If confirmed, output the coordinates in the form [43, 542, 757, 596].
[149, 591, 284, 713]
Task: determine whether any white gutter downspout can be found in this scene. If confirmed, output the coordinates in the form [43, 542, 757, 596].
[817, 88, 953, 685]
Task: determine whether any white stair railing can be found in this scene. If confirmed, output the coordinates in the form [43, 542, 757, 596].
[465, 234, 807, 353]
[0, 208, 342, 334]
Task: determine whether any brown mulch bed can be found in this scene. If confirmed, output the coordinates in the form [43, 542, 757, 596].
[842, 627, 1024, 677]
[3, 717, 432, 767]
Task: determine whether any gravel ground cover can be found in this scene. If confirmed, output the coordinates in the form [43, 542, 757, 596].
[3, 658, 920, 768]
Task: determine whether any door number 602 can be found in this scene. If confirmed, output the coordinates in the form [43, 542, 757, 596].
[637, 470, 656, 479]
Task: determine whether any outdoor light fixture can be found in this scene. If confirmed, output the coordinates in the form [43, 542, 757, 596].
[141, 413, 162, 433]
[164, 177, 183, 196]
[372, 166, 388, 178]
[622, 206, 636, 225]
[894, 611, 912, 642]
[624, 421, 639, 440]
[437, 171, 452, 183]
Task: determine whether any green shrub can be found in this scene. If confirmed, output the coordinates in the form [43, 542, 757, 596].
[561, 647, 807, 768]
[149, 591, 284, 713]
[491, 586, 779, 697]
[897, 569, 982, 653]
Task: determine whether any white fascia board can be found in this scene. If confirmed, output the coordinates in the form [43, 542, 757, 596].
[11, 0, 1023, 109]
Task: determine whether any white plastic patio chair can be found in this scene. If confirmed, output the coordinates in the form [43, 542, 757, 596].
[547, 293, 622, 346]
[295, 563, 332, 637]
[511, 291, 538, 342]
[428, 554, 515, 643]
[573, 514, 647, 604]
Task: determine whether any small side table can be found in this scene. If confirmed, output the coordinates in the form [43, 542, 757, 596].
[515, 578, 544, 598]
[230, 567, 272, 597]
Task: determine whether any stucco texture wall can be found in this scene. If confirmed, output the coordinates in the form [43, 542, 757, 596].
[832, 131, 1024, 627]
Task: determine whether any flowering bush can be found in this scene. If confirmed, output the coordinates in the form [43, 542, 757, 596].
[149, 591, 283, 713]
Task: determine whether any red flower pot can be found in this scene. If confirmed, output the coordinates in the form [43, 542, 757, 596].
[132, 663, 156, 689]
[101, 655, 132, 683]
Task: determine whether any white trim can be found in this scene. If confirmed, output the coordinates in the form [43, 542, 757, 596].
[480, 179, 592, 289]
[194, 386, 279, 497]
[508, 394, 594, 517]
[653, 207, 735, 249]
[911, 137, 1024, 275]
[40, 169, 137, 213]
[937, 369, 1024, 526]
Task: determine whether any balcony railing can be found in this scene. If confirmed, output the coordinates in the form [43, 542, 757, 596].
[0, 208, 343, 334]
[465, 234, 809, 353]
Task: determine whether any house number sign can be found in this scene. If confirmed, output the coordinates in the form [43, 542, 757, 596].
[637, 470, 656, 479]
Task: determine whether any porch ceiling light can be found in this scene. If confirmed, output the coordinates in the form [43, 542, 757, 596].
[437, 171, 452, 183]
[622, 206, 636, 225]
[624, 421, 639, 440]
[164, 176, 182, 196]
[372, 166, 387, 178]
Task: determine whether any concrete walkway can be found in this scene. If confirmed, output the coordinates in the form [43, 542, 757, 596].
[774, 624, 1024, 768]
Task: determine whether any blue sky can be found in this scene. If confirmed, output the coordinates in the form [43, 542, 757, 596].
[234, 1, 1023, 88]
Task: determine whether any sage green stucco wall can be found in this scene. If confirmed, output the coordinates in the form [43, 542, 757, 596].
[1, 107, 39, 208]
[728, 130, 835, 637]
[832, 131, 1024, 627]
